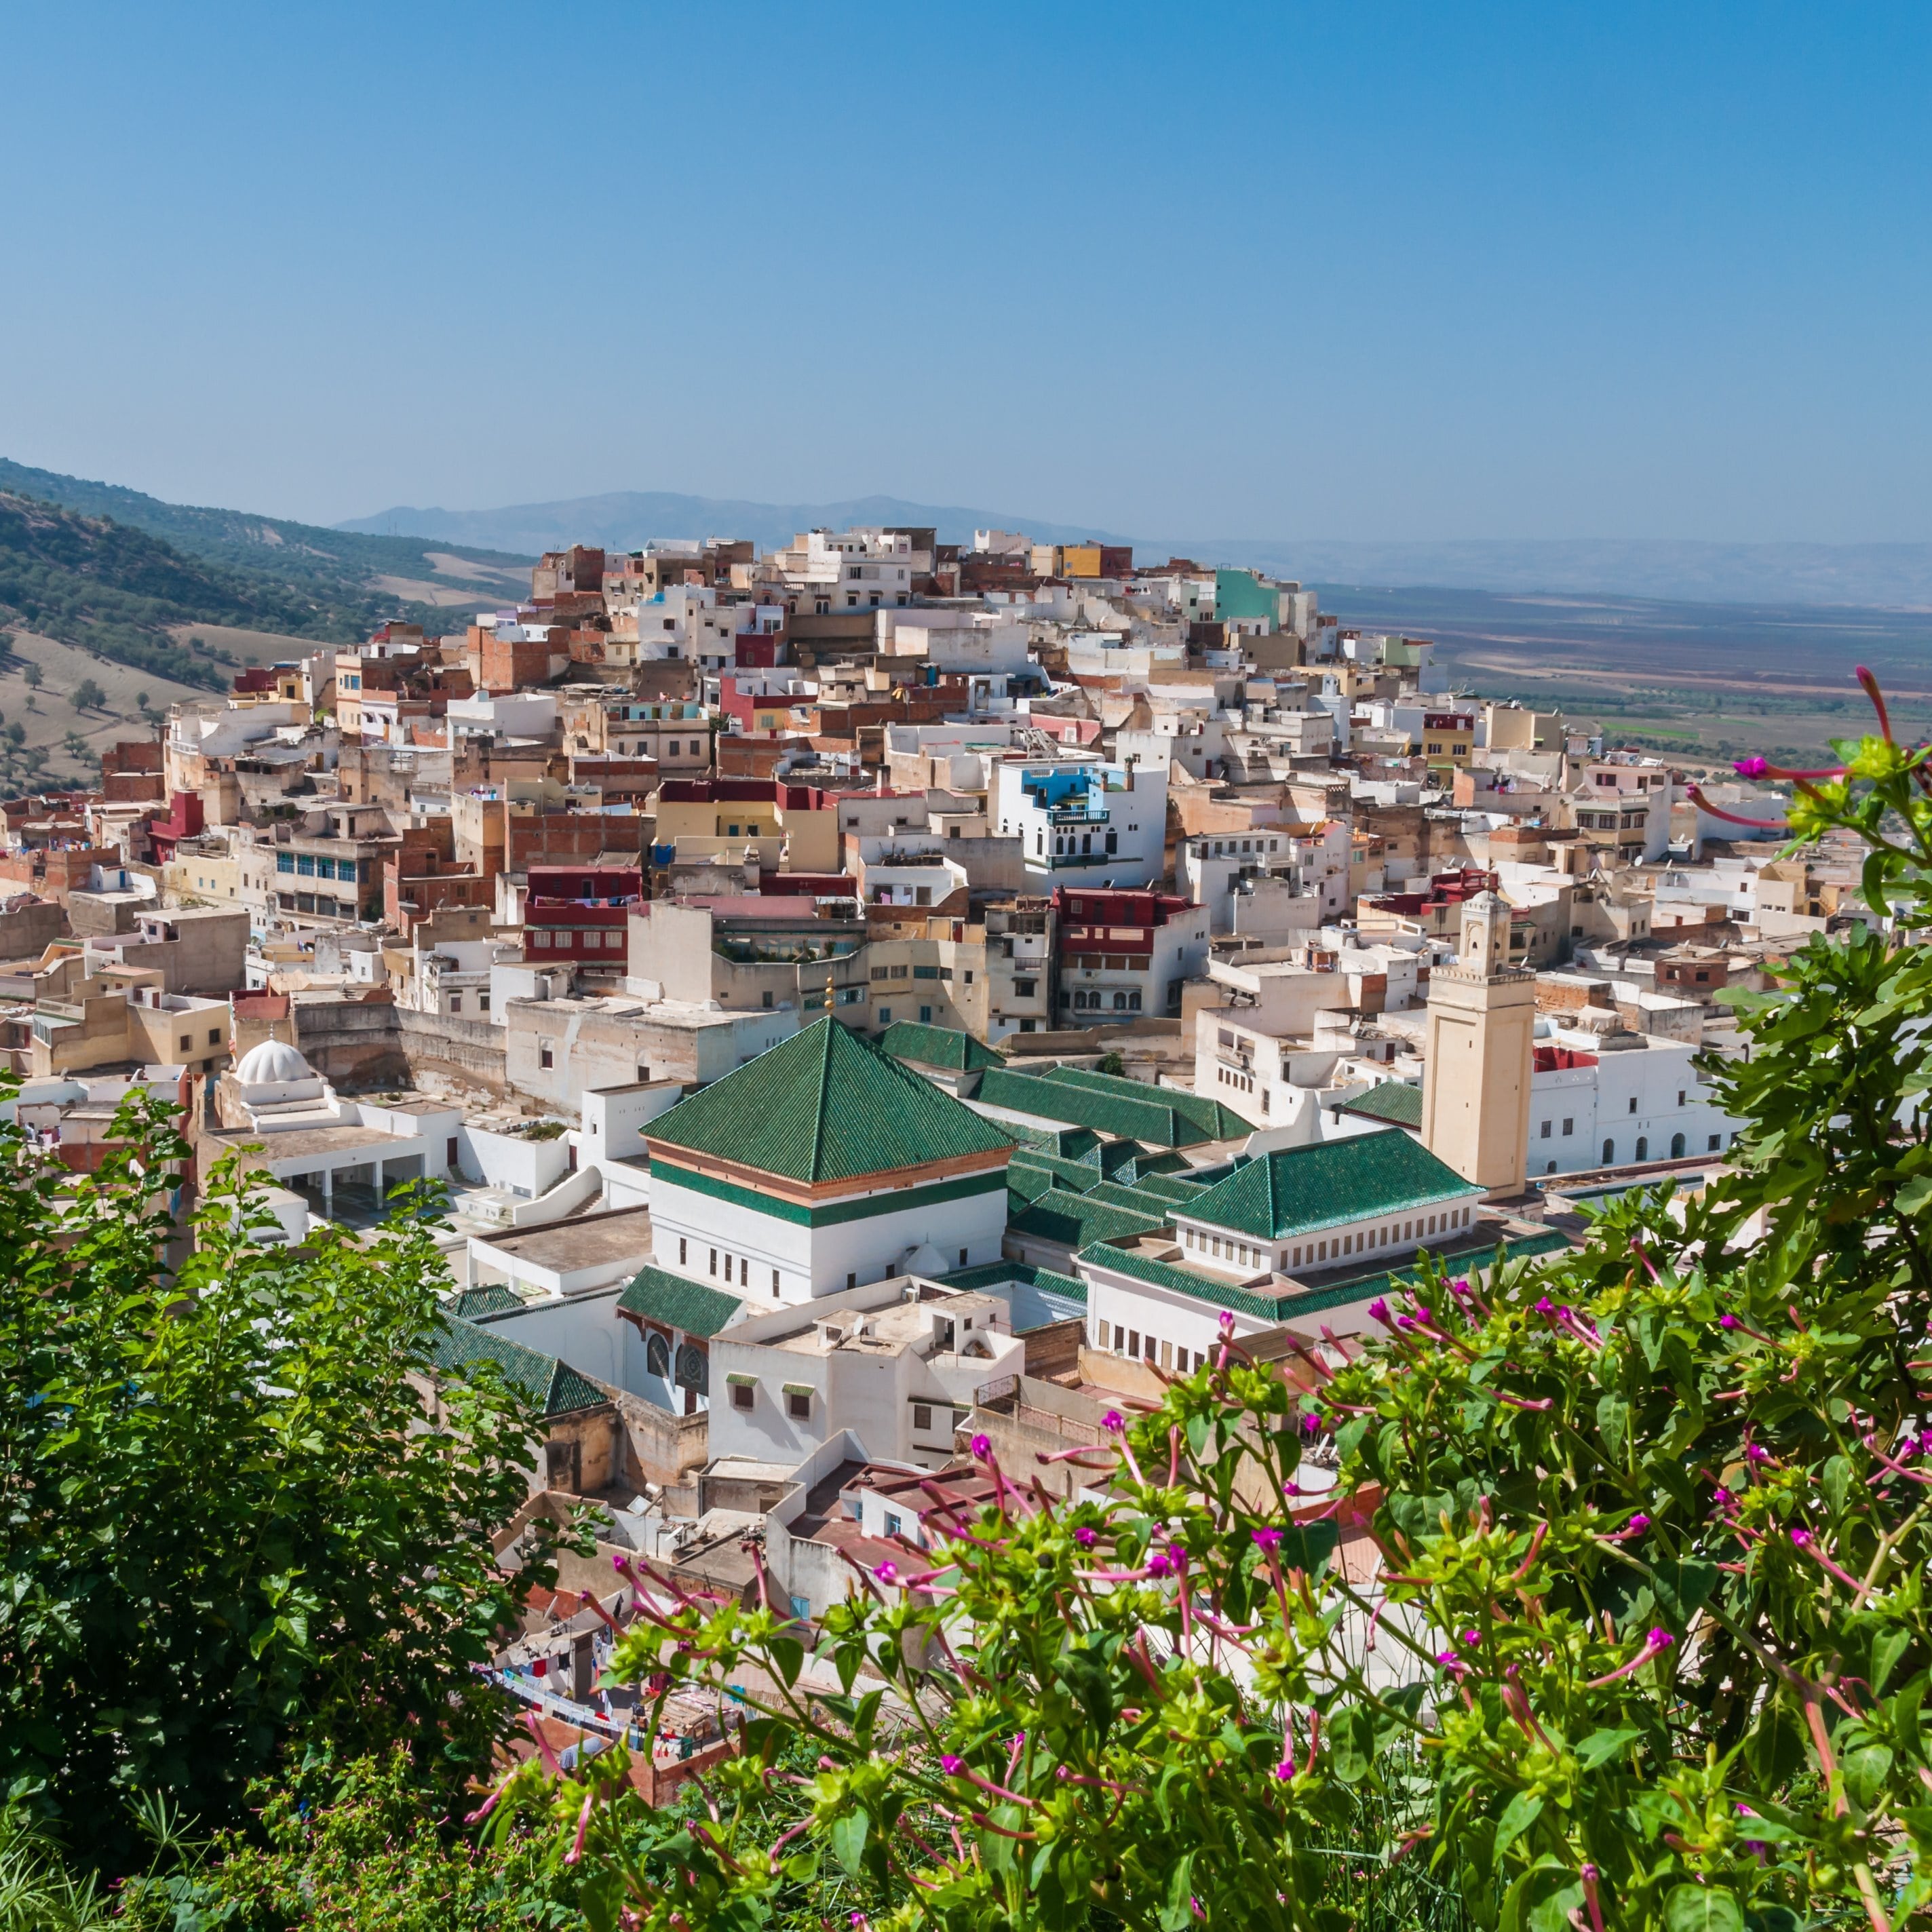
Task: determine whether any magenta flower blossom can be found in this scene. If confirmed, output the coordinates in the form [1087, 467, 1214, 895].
[1461, 1627, 1481, 1646]
[1146, 1553, 1176, 1578]
[1746, 1443, 1771, 1464]
[1585, 1626, 1675, 1688]
[874, 1560, 899, 1584]
[1719, 1313, 1739, 1330]
[1449, 1277, 1471, 1297]
[1272, 1756, 1295, 1781]
[1733, 756, 1769, 778]
[1790, 1526, 1813, 1547]
[1367, 1297, 1393, 1324]
[1712, 1486, 1732, 1506]
[1534, 1296, 1556, 1316]
[1301, 1411, 1323, 1435]
[1218, 1309, 1236, 1338]
[970, 1433, 992, 1459]
[1252, 1527, 1283, 1550]
[1101, 1409, 1125, 1433]
[1627, 1513, 1650, 1533]
[941, 1754, 965, 1775]
[1075, 1526, 1097, 1547]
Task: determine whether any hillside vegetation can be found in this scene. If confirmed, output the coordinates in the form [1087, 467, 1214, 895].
[0, 457, 530, 609]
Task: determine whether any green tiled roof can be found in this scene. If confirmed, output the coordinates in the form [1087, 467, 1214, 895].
[1084, 1178, 1192, 1219]
[446, 1283, 522, 1318]
[648, 1017, 1015, 1183]
[1288, 1226, 1576, 1319]
[1074, 1239, 1292, 1321]
[880, 1020, 1007, 1073]
[1346, 1079, 1425, 1129]
[1007, 1185, 1169, 1251]
[935, 1258, 1089, 1308]
[617, 1264, 745, 1338]
[1181, 1128, 1480, 1241]
[1009, 1149, 1107, 1197]
[429, 1315, 607, 1418]
[1003, 1120, 1103, 1161]
[1043, 1066, 1251, 1142]
[1075, 1226, 1578, 1326]
[1125, 1171, 1210, 1204]
[976, 1065, 1208, 1149]
[1132, 1150, 1195, 1177]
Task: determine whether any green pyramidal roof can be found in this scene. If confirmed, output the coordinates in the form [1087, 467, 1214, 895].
[1182, 1128, 1480, 1241]
[647, 1017, 1016, 1184]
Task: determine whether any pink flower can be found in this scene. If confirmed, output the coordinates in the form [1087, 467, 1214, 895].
[1272, 1756, 1295, 1781]
[1461, 1627, 1481, 1646]
[1101, 1409, 1125, 1433]
[874, 1560, 898, 1584]
[1449, 1277, 1471, 1296]
[941, 1754, 965, 1775]
[1074, 1526, 1097, 1547]
[1300, 1411, 1322, 1435]
[969, 1433, 992, 1459]
[1627, 1513, 1650, 1533]
[1733, 756, 1769, 778]
[1789, 1526, 1813, 1547]
[1534, 1296, 1556, 1316]
[1719, 1313, 1739, 1330]
[1146, 1553, 1176, 1578]
[1366, 1297, 1393, 1324]
[1746, 1443, 1771, 1464]
[1712, 1487, 1732, 1507]
[1218, 1309, 1236, 1338]
[1252, 1527, 1283, 1549]
[1585, 1625, 1675, 1687]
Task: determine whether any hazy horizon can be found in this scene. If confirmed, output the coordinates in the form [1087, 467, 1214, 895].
[3, 4, 1929, 546]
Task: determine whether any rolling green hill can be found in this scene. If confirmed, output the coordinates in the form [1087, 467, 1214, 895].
[0, 459, 539, 704]
[0, 457, 532, 612]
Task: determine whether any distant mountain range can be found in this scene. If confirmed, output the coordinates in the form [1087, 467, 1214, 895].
[343, 490, 1932, 610]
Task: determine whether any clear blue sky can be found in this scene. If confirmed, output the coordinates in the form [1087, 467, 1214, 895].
[4, 1, 1929, 543]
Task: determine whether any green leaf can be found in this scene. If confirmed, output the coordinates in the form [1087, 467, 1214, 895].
[1665, 1883, 1743, 1932]
[1597, 1392, 1631, 1462]
[1871, 1623, 1913, 1693]
[1823, 1454, 1852, 1518]
[1492, 1790, 1543, 1865]
[769, 1636, 803, 1688]
[1574, 1726, 1640, 1769]
[1646, 1557, 1719, 1628]
[1328, 1704, 1377, 1785]
[830, 1808, 870, 1876]
[1056, 1650, 1114, 1743]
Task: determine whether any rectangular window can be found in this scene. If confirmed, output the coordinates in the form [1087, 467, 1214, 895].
[679, 1238, 687, 1266]
[710, 1249, 718, 1276]
[787, 1389, 811, 1420]
[912, 1405, 932, 1432]
[731, 1383, 753, 1410]
[1540, 1120, 1551, 1139]
[296, 854, 316, 876]
[1128, 1330, 1140, 1357]
[208, 1029, 221, 1045]
[539, 1043, 554, 1068]
[275, 852, 294, 874]
[1562, 1118, 1574, 1136]
[448, 996, 461, 1013]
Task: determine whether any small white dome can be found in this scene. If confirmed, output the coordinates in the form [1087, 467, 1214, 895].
[235, 1039, 315, 1085]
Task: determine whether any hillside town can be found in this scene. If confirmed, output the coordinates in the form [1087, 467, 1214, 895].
[0, 526, 1855, 1771]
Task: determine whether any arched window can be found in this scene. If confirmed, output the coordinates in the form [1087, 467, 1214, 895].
[1602, 1139, 1615, 1165]
[1670, 1132, 1686, 1159]
[674, 1343, 708, 1396]
[1635, 1136, 1648, 1161]
[646, 1332, 670, 1380]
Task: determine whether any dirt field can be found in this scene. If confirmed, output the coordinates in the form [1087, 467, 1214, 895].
[1315, 583, 1932, 760]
